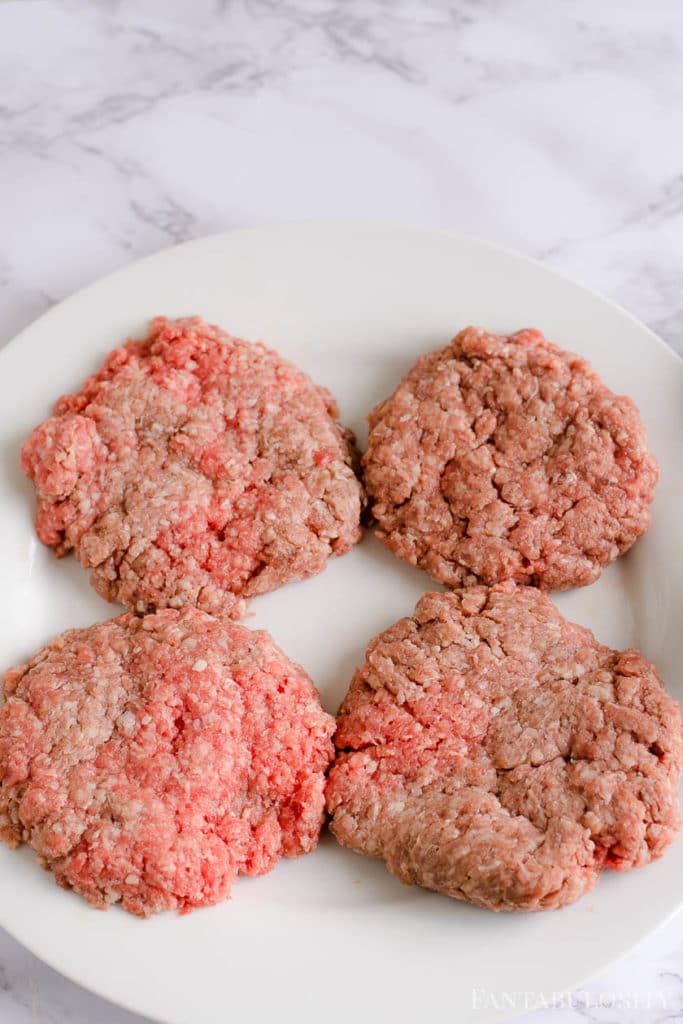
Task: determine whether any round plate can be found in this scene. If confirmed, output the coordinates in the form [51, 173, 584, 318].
[0, 222, 681, 1024]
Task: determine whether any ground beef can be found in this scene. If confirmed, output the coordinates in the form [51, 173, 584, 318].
[326, 584, 682, 911]
[363, 327, 658, 591]
[0, 608, 335, 917]
[22, 316, 363, 617]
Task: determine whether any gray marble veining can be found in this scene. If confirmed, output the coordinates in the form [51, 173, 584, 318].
[0, 1, 682, 1022]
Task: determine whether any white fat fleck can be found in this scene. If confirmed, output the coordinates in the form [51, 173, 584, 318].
[117, 710, 137, 736]
[193, 659, 208, 672]
[125, 874, 140, 886]
[490, 706, 501, 716]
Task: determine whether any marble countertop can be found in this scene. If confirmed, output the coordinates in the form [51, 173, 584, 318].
[1, 1, 682, 1022]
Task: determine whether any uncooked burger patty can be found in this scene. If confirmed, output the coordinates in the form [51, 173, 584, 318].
[326, 585, 682, 911]
[363, 327, 658, 591]
[22, 316, 363, 616]
[0, 609, 335, 916]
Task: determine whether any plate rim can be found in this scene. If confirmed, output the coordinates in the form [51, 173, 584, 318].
[2, 218, 682, 372]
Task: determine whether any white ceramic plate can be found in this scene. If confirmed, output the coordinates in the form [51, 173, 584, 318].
[0, 222, 681, 1024]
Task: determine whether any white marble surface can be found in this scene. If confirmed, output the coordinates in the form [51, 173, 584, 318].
[0, 1, 682, 1021]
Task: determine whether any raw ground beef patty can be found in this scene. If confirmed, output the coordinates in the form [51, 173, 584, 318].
[363, 327, 658, 591]
[0, 608, 335, 916]
[326, 584, 682, 911]
[22, 316, 363, 617]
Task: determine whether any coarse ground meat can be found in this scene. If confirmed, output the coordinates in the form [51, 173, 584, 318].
[326, 584, 682, 912]
[0, 609, 335, 917]
[363, 327, 658, 591]
[22, 316, 363, 617]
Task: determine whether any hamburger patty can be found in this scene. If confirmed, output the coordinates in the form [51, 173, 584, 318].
[0, 608, 335, 916]
[22, 316, 363, 617]
[326, 584, 682, 911]
[363, 327, 657, 591]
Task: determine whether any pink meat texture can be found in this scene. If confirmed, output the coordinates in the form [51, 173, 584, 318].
[326, 584, 682, 911]
[362, 327, 658, 591]
[0, 608, 335, 917]
[22, 316, 363, 617]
